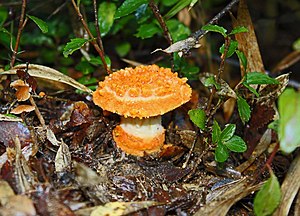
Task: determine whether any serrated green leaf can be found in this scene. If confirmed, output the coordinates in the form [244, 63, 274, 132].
[219, 40, 238, 58]
[164, 0, 192, 20]
[224, 135, 247, 152]
[135, 22, 160, 39]
[244, 72, 279, 85]
[237, 96, 251, 124]
[235, 50, 247, 72]
[202, 24, 227, 37]
[229, 26, 248, 35]
[114, 0, 148, 19]
[220, 124, 236, 141]
[278, 88, 300, 153]
[98, 2, 116, 36]
[63, 38, 88, 58]
[254, 170, 281, 216]
[242, 82, 260, 97]
[188, 108, 206, 130]
[215, 142, 229, 163]
[203, 76, 220, 90]
[27, 15, 48, 33]
[212, 120, 221, 143]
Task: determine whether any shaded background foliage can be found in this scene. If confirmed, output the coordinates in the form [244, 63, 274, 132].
[1, 0, 299, 83]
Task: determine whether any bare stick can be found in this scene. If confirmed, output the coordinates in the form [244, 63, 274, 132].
[206, 37, 230, 113]
[149, 0, 173, 45]
[156, 0, 239, 55]
[92, 0, 104, 52]
[71, 0, 111, 74]
[29, 95, 46, 128]
[10, 0, 27, 68]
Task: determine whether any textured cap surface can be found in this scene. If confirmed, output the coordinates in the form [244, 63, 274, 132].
[93, 65, 192, 118]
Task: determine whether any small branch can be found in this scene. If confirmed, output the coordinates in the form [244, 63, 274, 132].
[206, 37, 230, 114]
[10, 0, 27, 68]
[193, 0, 240, 40]
[155, 0, 239, 55]
[149, 0, 173, 45]
[92, 0, 104, 52]
[29, 95, 46, 128]
[71, 0, 110, 74]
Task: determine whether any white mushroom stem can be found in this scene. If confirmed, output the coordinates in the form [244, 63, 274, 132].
[120, 116, 164, 140]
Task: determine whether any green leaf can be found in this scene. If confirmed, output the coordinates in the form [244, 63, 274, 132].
[235, 50, 247, 72]
[292, 38, 300, 51]
[278, 88, 300, 153]
[114, 0, 148, 19]
[0, 7, 8, 27]
[75, 61, 94, 75]
[228, 26, 248, 35]
[166, 19, 191, 42]
[244, 72, 279, 85]
[242, 82, 260, 97]
[63, 38, 89, 58]
[164, 0, 192, 20]
[220, 124, 236, 141]
[135, 22, 160, 39]
[189, 0, 199, 10]
[98, 2, 116, 36]
[188, 108, 206, 130]
[254, 170, 281, 216]
[115, 42, 131, 57]
[201, 24, 227, 37]
[89, 56, 111, 68]
[203, 75, 221, 90]
[224, 135, 247, 152]
[161, 0, 179, 7]
[27, 15, 48, 33]
[237, 96, 251, 124]
[215, 142, 229, 163]
[268, 120, 279, 133]
[212, 120, 221, 143]
[219, 40, 238, 58]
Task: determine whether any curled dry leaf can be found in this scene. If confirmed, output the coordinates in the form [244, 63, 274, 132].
[10, 79, 31, 101]
[10, 105, 35, 114]
[54, 140, 71, 173]
[152, 37, 201, 55]
[1, 64, 93, 94]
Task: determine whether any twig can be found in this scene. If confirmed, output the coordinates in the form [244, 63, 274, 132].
[10, 0, 28, 68]
[193, 0, 240, 40]
[206, 37, 230, 113]
[29, 95, 46, 128]
[92, 0, 104, 52]
[71, 0, 110, 74]
[156, 0, 239, 55]
[149, 0, 173, 45]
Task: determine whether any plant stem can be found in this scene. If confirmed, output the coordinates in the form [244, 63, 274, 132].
[206, 37, 230, 114]
[92, 0, 104, 52]
[10, 0, 27, 68]
[149, 0, 172, 45]
[29, 95, 46, 128]
[71, 0, 110, 74]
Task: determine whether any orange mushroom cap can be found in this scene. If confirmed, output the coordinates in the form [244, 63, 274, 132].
[93, 65, 192, 118]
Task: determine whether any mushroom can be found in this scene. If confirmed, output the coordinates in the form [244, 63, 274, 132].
[93, 65, 192, 156]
